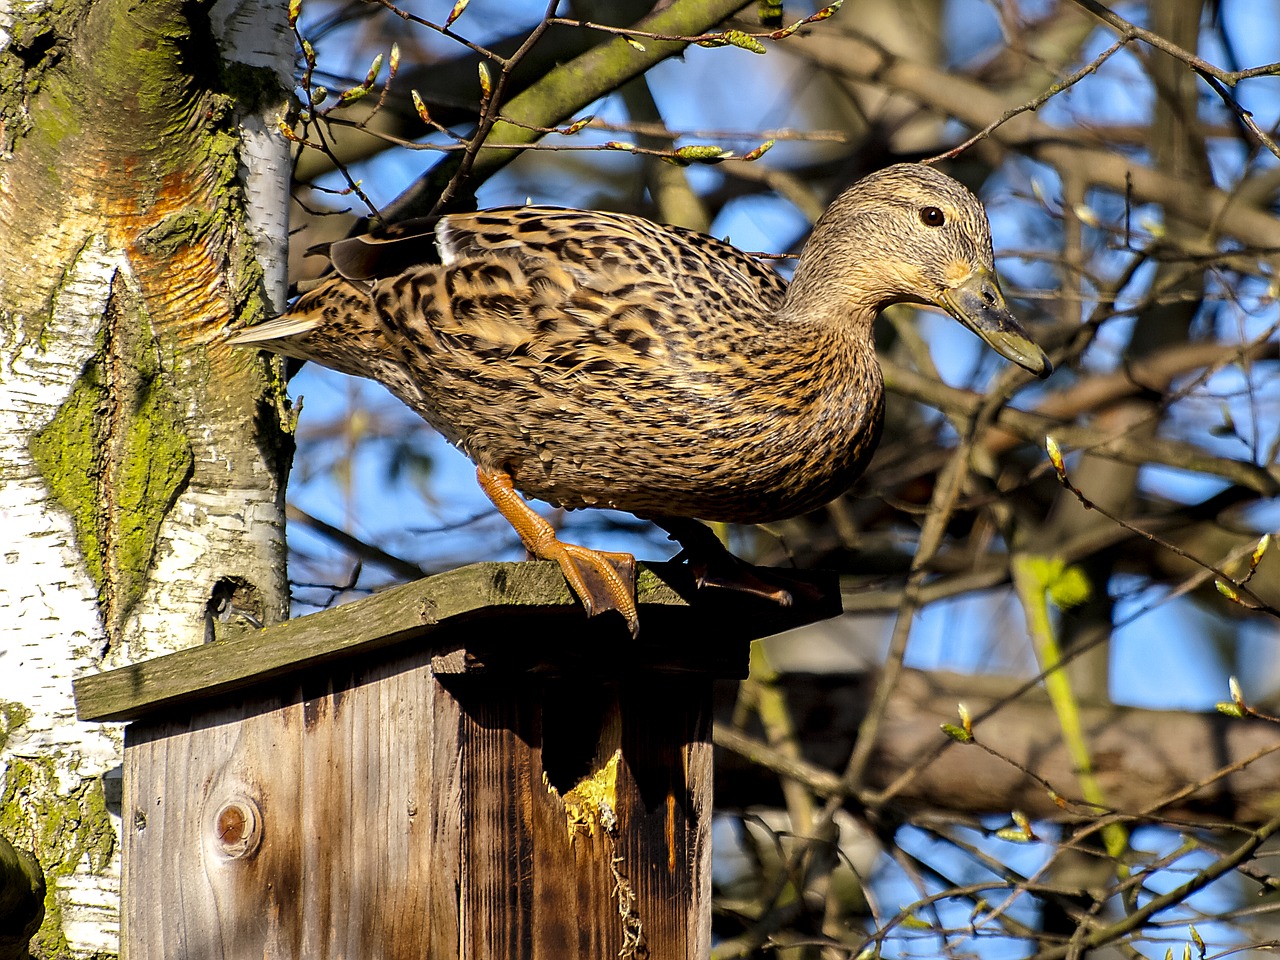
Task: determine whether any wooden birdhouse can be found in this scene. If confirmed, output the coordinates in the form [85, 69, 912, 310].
[74, 561, 840, 959]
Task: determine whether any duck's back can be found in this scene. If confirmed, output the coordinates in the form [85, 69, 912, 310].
[437, 207, 788, 317]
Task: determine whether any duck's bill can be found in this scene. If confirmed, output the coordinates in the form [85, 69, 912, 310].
[938, 271, 1052, 380]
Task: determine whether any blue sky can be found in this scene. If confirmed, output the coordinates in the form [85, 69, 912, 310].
[287, 0, 1280, 704]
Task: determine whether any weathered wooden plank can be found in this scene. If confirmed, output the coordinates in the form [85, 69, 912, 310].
[457, 678, 534, 959]
[121, 647, 718, 957]
[122, 645, 463, 960]
[615, 680, 714, 954]
[451, 675, 713, 959]
[75, 561, 841, 722]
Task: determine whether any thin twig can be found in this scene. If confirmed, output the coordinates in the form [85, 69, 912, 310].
[931, 37, 1131, 163]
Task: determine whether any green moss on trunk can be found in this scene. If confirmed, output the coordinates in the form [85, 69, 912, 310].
[29, 275, 194, 641]
[0, 702, 33, 755]
[12, 0, 288, 651]
[0, 758, 115, 959]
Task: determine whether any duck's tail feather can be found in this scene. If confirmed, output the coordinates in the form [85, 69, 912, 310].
[226, 315, 322, 346]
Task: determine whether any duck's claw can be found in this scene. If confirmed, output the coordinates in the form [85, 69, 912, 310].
[690, 558, 830, 609]
[546, 543, 638, 638]
[654, 516, 824, 608]
[477, 467, 640, 637]
[689, 557, 794, 607]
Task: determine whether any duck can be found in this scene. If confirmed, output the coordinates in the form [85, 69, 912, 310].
[229, 163, 1051, 637]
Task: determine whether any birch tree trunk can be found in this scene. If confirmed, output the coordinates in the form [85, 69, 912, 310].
[0, 0, 293, 952]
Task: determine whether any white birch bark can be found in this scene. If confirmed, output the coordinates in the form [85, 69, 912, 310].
[0, 0, 293, 952]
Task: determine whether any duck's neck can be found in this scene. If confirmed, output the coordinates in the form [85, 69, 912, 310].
[775, 228, 897, 338]
[773, 282, 883, 375]
[767, 234, 888, 452]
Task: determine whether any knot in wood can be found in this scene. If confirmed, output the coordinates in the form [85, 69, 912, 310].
[213, 796, 263, 860]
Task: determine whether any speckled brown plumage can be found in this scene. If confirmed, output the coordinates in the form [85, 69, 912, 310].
[230, 163, 1050, 635]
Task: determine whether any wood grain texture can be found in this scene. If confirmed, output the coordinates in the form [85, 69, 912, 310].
[122, 646, 463, 960]
[75, 561, 841, 722]
[114, 596, 770, 958]
[451, 676, 713, 959]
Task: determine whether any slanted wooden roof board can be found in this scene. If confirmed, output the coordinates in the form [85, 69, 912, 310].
[73, 561, 841, 723]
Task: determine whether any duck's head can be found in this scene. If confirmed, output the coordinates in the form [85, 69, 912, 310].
[790, 163, 1052, 380]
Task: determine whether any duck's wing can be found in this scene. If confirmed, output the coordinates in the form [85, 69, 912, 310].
[317, 207, 788, 317]
[321, 216, 444, 285]
[436, 207, 789, 318]
[230, 207, 791, 393]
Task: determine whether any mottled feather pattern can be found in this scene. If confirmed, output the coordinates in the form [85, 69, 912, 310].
[231, 164, 1043, 528]
[437, 207, 789, 320]
[358, 218, 881, 521]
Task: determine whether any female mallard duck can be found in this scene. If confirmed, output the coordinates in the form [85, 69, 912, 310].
[230, 163, 1050, 636]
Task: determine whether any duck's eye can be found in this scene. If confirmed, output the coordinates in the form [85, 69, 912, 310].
[920, 206, 946, 227]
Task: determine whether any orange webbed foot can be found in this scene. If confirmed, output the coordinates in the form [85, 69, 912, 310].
[477, 467, 640, 637]
[540, 542, 638, 637]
